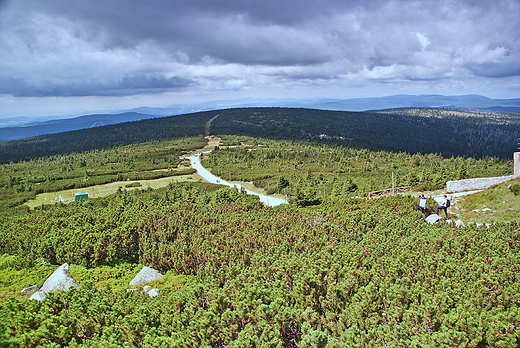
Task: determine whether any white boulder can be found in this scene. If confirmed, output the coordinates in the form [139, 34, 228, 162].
[40, 263, 79, 294]
[30, 263, 79, 301]
[147, 288, 161, 297]
[29, 291, 47, 301]
[129, 266, 164, 286]
[425, 214, 442, 224]
[455, 219, 465, 227]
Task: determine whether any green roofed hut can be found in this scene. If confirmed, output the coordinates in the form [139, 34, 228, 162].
[74, 192, 88, 201]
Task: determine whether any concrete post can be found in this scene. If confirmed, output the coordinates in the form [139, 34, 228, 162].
[514, 152, 520, 179]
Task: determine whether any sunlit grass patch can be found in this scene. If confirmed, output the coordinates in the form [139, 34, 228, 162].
[454, 178, 520, 224]
[69, 263, 144, 293]
[0, 255, 57, 301]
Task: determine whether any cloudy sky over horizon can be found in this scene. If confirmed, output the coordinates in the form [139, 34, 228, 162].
[1, 0, 519, 118]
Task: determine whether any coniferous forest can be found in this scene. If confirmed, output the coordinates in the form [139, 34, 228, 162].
[1, 108, 520, 347]
[1, 107, 519, 163]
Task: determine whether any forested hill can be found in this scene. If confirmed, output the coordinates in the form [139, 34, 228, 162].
[209, 108, 520, 159]
[1, 107, 519, 162]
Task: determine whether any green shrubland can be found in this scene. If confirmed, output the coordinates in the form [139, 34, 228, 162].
[1, 182, 520, 347]
[206, 136, 512, 204]
[1, 133, 519, 347]
[0, 136, 205, 211]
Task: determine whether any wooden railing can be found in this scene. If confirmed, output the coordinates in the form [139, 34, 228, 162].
[368, 186, 412, 198]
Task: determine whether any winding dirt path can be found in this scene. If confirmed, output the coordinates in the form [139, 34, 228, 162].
[204, 114, 221, 136]
[189, 152, 287, 207]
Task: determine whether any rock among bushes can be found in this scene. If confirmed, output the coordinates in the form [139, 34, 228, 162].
[129, 266, 163, 297]
[425, 214, 442, 224]
[29, 263, 79, 301]
[20, 285, 39, 296]
[129, 266, 163, 285]
[26, 264, 164, 300]
[29, 291, 47, 301]
[147, 288, 161, 297]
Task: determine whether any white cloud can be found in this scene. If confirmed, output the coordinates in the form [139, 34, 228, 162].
[416, 33, 430, 51]
[464, 44, 508, 65]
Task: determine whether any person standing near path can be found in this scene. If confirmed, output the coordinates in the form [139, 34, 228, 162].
[419, 194, 428, 218]
[436, 195, 449, 218]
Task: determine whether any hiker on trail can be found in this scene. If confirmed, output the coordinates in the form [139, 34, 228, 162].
[419, 194, 428, 218]
[436, 195, 450, 218]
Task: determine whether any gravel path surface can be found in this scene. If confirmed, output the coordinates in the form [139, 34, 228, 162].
[189, 152, 287, 207]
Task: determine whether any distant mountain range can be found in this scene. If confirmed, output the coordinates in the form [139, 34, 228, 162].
[0, 112, 157, 142]
[308, 94, 520, 112]
[1, 94, 519, 142]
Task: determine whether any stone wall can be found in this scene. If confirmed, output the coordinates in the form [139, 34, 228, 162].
[446, 175, 513, 193]
[447, 152, 519, 192]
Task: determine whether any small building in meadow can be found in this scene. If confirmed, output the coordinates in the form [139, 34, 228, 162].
[74, 192, 88, 201]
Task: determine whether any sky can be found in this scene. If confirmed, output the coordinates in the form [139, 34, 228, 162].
[0, 0, 519, 119]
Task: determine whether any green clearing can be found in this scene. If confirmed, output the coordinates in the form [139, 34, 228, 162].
[0, 136, 206, 211]
[22, 136, 221, 209]
[24, 170, 204, 209]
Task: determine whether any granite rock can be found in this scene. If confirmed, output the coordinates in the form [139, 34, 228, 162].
[455, 219, 465, 227]
[148, 288, 161, 297]
[40, 263, 79, 294]
[129, 266, 163, 286]
[425, 214, 442, 224]
[29, 291, 47, 301]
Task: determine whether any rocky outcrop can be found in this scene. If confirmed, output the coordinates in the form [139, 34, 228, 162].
[29, 263, 79, 301]
[128, 266, 164, 297]
[129, 266, 164, 285]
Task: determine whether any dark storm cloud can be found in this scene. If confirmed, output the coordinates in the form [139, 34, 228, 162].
[0, 76, 194, 97]
[29, 0, 360, 29]
[0, 0, 519, 102]
[21, 0, 339, 66]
